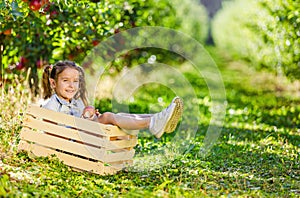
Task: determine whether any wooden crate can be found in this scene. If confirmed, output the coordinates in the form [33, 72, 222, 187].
[18, 105, 138, 175]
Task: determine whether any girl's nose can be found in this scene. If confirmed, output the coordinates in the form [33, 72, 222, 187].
[69, 81, 76, 88]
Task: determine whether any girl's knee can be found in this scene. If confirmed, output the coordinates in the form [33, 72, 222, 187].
[98, 112, 115, 124]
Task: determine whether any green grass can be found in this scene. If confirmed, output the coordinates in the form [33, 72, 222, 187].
[1, 48, 299, 197]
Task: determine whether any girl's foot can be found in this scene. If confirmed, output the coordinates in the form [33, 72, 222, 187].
[149, 97, 183, 138]
[165, 96, 183, 133]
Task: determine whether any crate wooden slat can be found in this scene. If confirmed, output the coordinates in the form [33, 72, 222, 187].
[22, 116, 138, 149]
[18, 141, 127, 175]
[18, 105, 138, 175]
[26, 105, 129, 137]
[20, 128, 135, 162]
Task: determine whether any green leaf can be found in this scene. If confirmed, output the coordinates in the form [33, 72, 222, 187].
[52, 48, 64, 59]
[0, 2, 6, 10]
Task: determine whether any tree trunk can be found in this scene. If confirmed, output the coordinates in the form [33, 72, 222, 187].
[200, 0, 223, 45]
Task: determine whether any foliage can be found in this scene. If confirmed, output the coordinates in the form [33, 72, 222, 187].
[0, 0, 208, 93]
[171, 0, 208, 43]
[0, 48, 299, 197]
[212, 1, 259, 60]
[257, 0, 300, 80]
[106, 0, 208, 76]
[1, 0, 174, 94]
[212, 0, 300, 80]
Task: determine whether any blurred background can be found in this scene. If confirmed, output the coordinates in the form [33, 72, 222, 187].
[1, 0, 298, 95]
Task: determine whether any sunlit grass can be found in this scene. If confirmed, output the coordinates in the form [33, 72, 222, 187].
[0, 53, 300, 197]
[0, 70, 35, 154]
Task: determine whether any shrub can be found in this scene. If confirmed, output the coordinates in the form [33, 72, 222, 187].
[212, 0, 300, 80]
[1, 0, 208, 95]
[257, 0, 300, 80]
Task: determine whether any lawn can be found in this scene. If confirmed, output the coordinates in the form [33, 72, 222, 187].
[0, 48, 299, 197]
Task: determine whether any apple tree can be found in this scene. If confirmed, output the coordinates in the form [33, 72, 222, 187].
[0, 0, 174, 95]
[1, 0, 208, 95]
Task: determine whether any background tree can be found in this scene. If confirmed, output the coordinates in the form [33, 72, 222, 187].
[212, 0, 299, 80]
[200, 0, 222, 45]
[0, 0, 207, 95]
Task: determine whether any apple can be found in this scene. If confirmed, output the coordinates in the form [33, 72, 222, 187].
[68, 54, 74, 60]
[20, 56, 28, 63]
[36, 59, 46, 69]
[29, 0, 42, 11]
[50, 10, 58, 18]
[92, 40, 99, 46]
[82, 106, 96, 119]
[16, 62, 24, 70]
[3, 29, 12, 35]
[43, 3, 50, 13]
[16, 56, 28, 70]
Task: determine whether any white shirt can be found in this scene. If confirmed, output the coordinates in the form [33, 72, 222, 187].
[42, 94, 85, 117]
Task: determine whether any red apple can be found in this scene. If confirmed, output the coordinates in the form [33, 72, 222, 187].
[3, 29, 12, 35]
[16, 62, 24, 70]
[16, 56, 28, 70]
[43, 4, 50, 13]
[36, 59, 46, 69]
[92, 40, 99, 46]
[50, 10, 58, 18]
[29, 0, 42, 11]
[68, 54, 74, 60]
[21, 56, 27, 62]
[20, 56, 28, 64]
[82, 106, 96, 119]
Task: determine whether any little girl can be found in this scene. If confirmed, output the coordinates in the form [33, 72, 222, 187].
[42, 60, 183, 139]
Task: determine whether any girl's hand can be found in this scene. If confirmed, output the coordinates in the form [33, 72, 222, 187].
[95, 109, 101, 117]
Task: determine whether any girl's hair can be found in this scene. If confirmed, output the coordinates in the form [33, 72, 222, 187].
[42, 60, 89, 106]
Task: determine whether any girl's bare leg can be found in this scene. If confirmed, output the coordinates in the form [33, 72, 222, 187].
[97, 112, 151, 130]
[116, 112, 153, 118]
[92, 96, 183, 138]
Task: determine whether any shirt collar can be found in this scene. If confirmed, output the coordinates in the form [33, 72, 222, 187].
[54, 94, 78, 107]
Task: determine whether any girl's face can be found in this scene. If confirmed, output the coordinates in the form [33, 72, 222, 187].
[50, 67, 80, 102]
